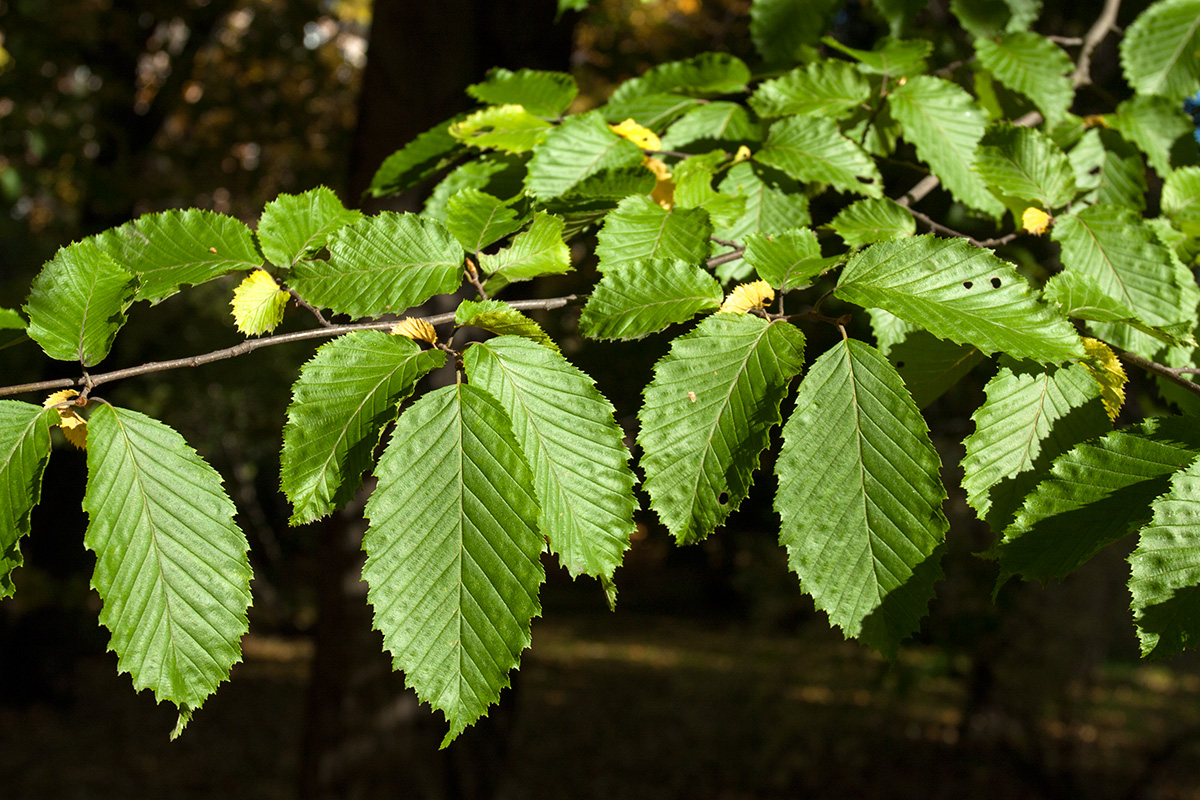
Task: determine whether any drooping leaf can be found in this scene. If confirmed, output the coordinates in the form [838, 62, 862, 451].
[449, 104, 553, 154]
[24, 240, 137, 366]
[478, 213, 571, 293]
[230, 269, 289, 336]
[445, 189, 523, 253]
[887, 76, 1004, 217]
[466, 68, 577, 117]
[455, 299, 558, 351]
[288, 212, 464, 319]
[638, 314, 806, 544]
[465, 337, 636, 598]
[1067, 127, 1147, 210]
[837, 235, 1085, 362]
[94, 209, 261, 304]
[579, 258, 722, 340]
[741, 229, 837, 290]
[974, 124, 1076, 209]
[1163, 165, 1200, 235]
[998, 416, 1200, 582]
[367, 115, 465, 198]
[0, 401, 55, 598]
[776, 338, 948, 657]
[754, 115, 883, 198]
[594, 195, 712, 272]
[749, 60, 872, 120]
[974, 32, 1073, 123]
[1110, 95, 1195, 176]
[280, 332, 445, 525]
[750, 0, 842, 64]
[1119, 0, 1200, 102]
[257, 186, 363, 269]
[824, 37, 930, 75]
[659, 102, 762, 151]
[888, 332, 984, 409]
[829, 198, 916, 248]
[525, 111, 646, 200]
[1080, 337, 1128, 421]
[1043, 269, 1188, 347]
[83, 404, 252, 736]
[362, 382, 544, 746]
[609, 52, 751, 101]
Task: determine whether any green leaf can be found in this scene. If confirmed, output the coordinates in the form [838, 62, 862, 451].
[713, 163, 812, 280]
[600, 93, 702, 131]
[868, 306, 916, 356]
[975, 124, 1076, 209]
[288, 213, 464, 319]
[608, 52, 751, 101]
[422, 156, 527, 223]
[24, 240, 137, 366]
[749, 61, 872, 120]
[363, 383, 544, 745]
[974, 32, 1073, 123]
[821, 37, 931, 76]
[1110, 95, 1195, 176]
[889, 331, 984, 409]
[750, 0, 841, 64]
[449, 105, 553, 154]
[525, 111, 645, 200]
[1119, 0, 1200, 101]
[257, 187, 363, 269]
[999, 416, 1200, 582]
[754, 116, 883, 198]
[467, 68, 577, 117]
[478, 213, 571, 292]
[1163, 165, 1200, 235]
[961, 363, 1109, 534]
[595, 195, 712, 272]
[465, 337, 636, 597]
[742, 229, 838, 290]
[829, 198, 916, 248]
[1067, 128, 1147, 210]
[1044, 270, 1189, 347]
[83, 404, 252, 734]
[638, 314, 806, 544]
[1129, 459, 1200, 657]
[0, 402, 54, 598]
[579, 258, 723, 340]
[0, 307, 24, 349]
[280, 332, 446, 525]
[367, 115, 465, 198]
[444, 189, 523, 253]
[837, 235, 1085, 362]
[951, 0, 1041, 37]
[659, 102, 762, 151]
[94, 209, 261, 304]
[776, 338, 948, 656]
[556, 165, 657, 203]
[455, 299, 558, 351]
[887, 76, 1004, 217]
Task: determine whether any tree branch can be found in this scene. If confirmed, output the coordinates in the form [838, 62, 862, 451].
[0, 295, 580, 399]
[1119, 350, 1200, 400]
[1071, 0, 1122, 88]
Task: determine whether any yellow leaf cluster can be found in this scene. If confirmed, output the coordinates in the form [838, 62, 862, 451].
[720, 280, 775, 314]
[1081, 337, 1127, 421]
[391, 317, 438, 345]
[610, 118, 661, 151]
[231, 269, 289, 335]
[43, 389, 87, 449]
[1021, 207, 1052, 235]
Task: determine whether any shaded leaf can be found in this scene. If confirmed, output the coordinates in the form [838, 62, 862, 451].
[821, 37, 931, 76]
[610, 52, 751, 101]
[974, 32, 1073, 122]
[754, 115, 883, 198]
[0, 401, 55, 598]
[1067, 127, 1147, 210]
[1110, 95, 1195, 176]
[525, 111, 645, 200]
[750, 0, 841, 64]
[368, 115, 465, 198]
[889, 332, 984, 409]
[1119, 0, 1200, 102]
[445, 189, 523, 253]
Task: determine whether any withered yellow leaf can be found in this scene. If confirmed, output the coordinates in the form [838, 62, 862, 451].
[43, 389, 87, 449]
[231, 270, 289, 336]
[391, 317, 438, 345]
[720, 280, 775, 314]
[644, 156, 675, 209]
[1081, 337, 1127, 421]
[610, 118, 661, 151]
[1021, 207, 1051, 235]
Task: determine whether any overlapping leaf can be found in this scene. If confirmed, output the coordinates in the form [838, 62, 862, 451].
[1067, 128, 1147, 210]
[594, 196, 712, 272]
[579, 258, 722, 340]
[821, 37, 931, 76]
[1119, 0, 1200, 101]
[750, 0, 841, 64]
[1163, 166, 1200, 235]
[0, 401, 55, 598]
[478, 213, 571, 291]
[455, 299, 557, 351]
[368, 115, 465, 197]
[974, 124, 1076, 209]
[525, 111, 645, 200]
[608, 52, 750, 101]
[974, 32, 1073, 122]
[889, 332, 984, 409]
[754, 116, 883, 198]
[1110, 95, 1194, 176]
[257, 186, 363, 269]
[776, 338, 948, 656]
[449, 105, 552, 154]
[445, 189, 523, 253]
[1044, 270, 1188, 346]
[829, 198, 916, 248]
[713, 163, 812, 280]
[749, 61, 871, 119]
[742, 229, 838, 290]
[659, 103, 761, 150]
[600, 94, 701, 130]
[466, 68, 577, 116]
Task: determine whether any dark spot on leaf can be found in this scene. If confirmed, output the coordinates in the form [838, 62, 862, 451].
[990, 277, 1001, 288]
[963, 280, 973, 289]
[718, 491, 729, 505]
[1088, 166, 1101, 175]
[856, 175, 874, 184]
[896, 361, 906, 369]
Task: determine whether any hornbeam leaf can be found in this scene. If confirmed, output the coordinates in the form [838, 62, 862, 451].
[455, 299, 558, 351]
[289, 213, 464, 319]
[821, 37, 931, 76]
[445, 189, 523, 253]
[83, 404, 252, 735]
[776, 338, 948, 656]
[742, 229, 838, 290]
[974, 33, 1074, 123]
[363, 383, 544, 746]
[94, 209, 261, 304]
[659, 102, 762, 151]
[595, 195, 712, 272]
[600, 94, 701, 131]
[368, 115, 465, 198]
[998, 416, 1200, 582]
[829, 198, 916, 248]
[257, 187, 363, 269]
[608, 52, 751, 101]
[449, 105, 552, 154]
[1044, 270, 1189, 347]
[0, 402, 55, 598]
[974, 124, 1076, 209]
[750, 0, 841, 64]
[961, 362, 1109, 534]
[525, 111, 645, 200]
[24, 240, 137, 366]
[0, 307, 24, 349]
[889, 332, 984, 409]
[1129, 459, 1200, 657]
[713, 162, 812, 280]
[754, 115, 883, 198]
[888, 76, 1004, 217]
[1067, 128, 1147, 211]
[422, 156, 526, 222]
[1110, 95, 1195, 176]
[638, 314, 805, 544]
[465, 337, 636, 598]
[1163, 166, 1200, 235]
[1119, 0, 1200, 102]
[478, 213, 571, 291]
[579, 258, 722, 340]
[467, 68, 577, 117]
[280, 332, 445, 525]
[836, 235, 1085, 362]
[749, 60, 872, 120]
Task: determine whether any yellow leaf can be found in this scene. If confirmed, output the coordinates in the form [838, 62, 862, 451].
[610, 118, 661, 151]
[720, 280, 775, 314]
[1082, 114, 1110, 129]
[391, 317, 438, 345]
[43, 389, 87, 449]
[644, 156, 675, 209]
[1021, 207, 1051, 235]
[733, 145, 752, 164]
[1081, 337, 1127, 421]
[231, 270, 289, 336]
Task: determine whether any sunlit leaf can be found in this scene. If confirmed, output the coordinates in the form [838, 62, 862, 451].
[829, 198, 916, 248]
[445, 189, 523, 253]
[0, 401, 55, 598]
[742, 229, 837, 290]
[1110, 95, 1195, 175]
[749, 60, 871, 120]
[257, 186, 363, 269]
[449, 104, 553, 154]
[974, 124, 1076, 209]
[754, 115, 883, 198]
[974, 32, 1073, 122]
[478, 213, 571, 292]
[467, 68, 577, 116]
[595, 195, 712, 272]
[230, 270, 289, 336]
[526, 111, 645, 200]
[1119, 0, 1200, 101]
[579, 258, 722, 340]
[455, 299, 557, 351]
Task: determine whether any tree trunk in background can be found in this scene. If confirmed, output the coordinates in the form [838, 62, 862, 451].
[299, 2, 573, 798]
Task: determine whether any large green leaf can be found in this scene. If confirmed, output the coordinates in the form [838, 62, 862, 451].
[1129, 459, 1200, 657]
[974, 32, 1073, 123]
[1067, 128, 1147, 210]
[449, 105, 553, 154]
[445, 189, 524, 253]
[750, 0, 841, 64]
[638, 314, 806, 544]
[466, 68, 577, 117]
[465, 338, 636, 601]
[998, 417, 1200, 582]
[672, 153, 747, 230]
[754, 115, 883, 198]
[749, 61, 872, 120]
[362, 382, 544, 745]
[1110, 95, 1195, 176]
[595, 195, 712, 272]
[288, 213, 464, 319]
[829, 198, 916, 248]
[257, 187, 363, 269]
[609, 52, 751, 101]
[961, 363, 1109, 534]
[94, 209, 261, 304]
[1044, 270, 1189, 347]
[974, 124, 1076, 209]
[83, 404, 252, 737]
[659, 102, 761, 151]
[776, 338, 948, 656]
[455, 299, 557, 351]
[24, 240, 137, 366]
[579, 258, 723, 340]
[525, 111, 645, 200]
[478, 213, 571, 291]
[741, 229, 838, 290]
[280, 332, 446, 526]
[0, 402, 55, 599]
[837, 235, 1085, 362]
[1119, 0, 1200, 102]
[367, 115, 465, 198]
[887, 76, 1004, 217]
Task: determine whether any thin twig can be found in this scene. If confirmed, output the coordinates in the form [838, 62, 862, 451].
[464, 255, 489, 301]
[288, 288, 332, 327]
[645, 149, 703, 160]
[1119, 351, 1200, 400]
[707, 249, 745, 269]
[1072, 0, 1122, 88]
[710, 236, 741, 249]
[0, 295, 580, 398]
[905, 206, 1022, 248]
[1047, 36, 1084, 46]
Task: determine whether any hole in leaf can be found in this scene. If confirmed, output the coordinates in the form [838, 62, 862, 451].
[896, 361, 906, 369]
[1089, 166, 1101, 175]
[963, 280, 973, 289]
[856, 175, 874, 184]
[718, 491, 729, 506]
[990, 277, 1001, 288]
